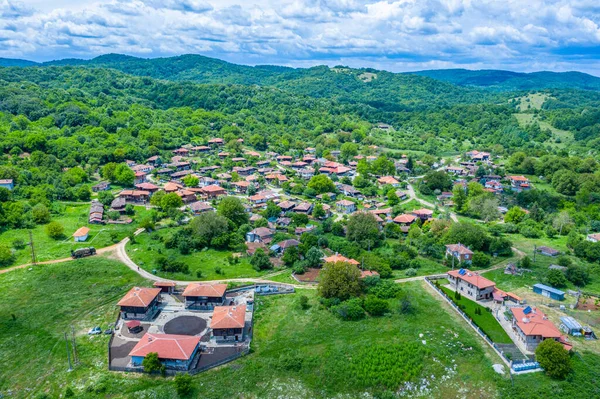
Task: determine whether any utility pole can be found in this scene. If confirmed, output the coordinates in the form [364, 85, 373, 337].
[29, 230, 37, 265]
[71, 326, 79, 365]
[533, 244, 536, 263]
[64, 332, 73, 371]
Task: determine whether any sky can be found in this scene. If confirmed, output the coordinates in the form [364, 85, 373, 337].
[1, 0, 600, 75]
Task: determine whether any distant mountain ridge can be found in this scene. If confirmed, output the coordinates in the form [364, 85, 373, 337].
[409, 69, 600, 91]
[1, 54, 599, 93]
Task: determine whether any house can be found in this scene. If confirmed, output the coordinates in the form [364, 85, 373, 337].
[92, 182, 110, 192]
[360, 270, 380, 279]
[210, 305, 247, 342]
[446, 166, 466, 175]
[182, 283, 227, 310]
[153, 281, 176, 294]
[89, 200, 104, 224]
[587, 233, 600, 243]
[146, 155, 162, 166]
[189, 201, 214, 214]
[537, 246, 560, 257]
[508, 176, 531, 192]
[548, 264, 567, 272]
[208, 138, 224, 146]
[395, 191, 408, 200]
[110, 197, 127, 213]
[134, 171, 147, 185]
[336, 199, 356, 214]
[270, 239, 300, 255]
[336, 184, 362, 198]
[135, 182, 160, 194]
[249, 194, 268, 206]
[411, 208, 433, 221]
[532, 284, 565, 301]
[246, 227, 275, 244]
[324, 253, 360, 265]
[232, 181, 251, 193]
[316, 192, 336, 201]
[190, 146, 210, 154]
[445, 243, 474, 264]
[277, 200, 296, 213]
[176, 189, 197, 204]
[173, 148, 190, 156]
[320, 203, 332, 218]
[393, 214, 417, 232]
[275, 217, 292, 228]
[560, 316, 584, 337]
[129, 333, 201, 370]
[0, 179, 14, 190]
[511, 306, 571, 352]
[119, 190, 150, 203]
[293, 202, 313, 214]
[245, 241, 267, 256]
[377, 176, 400, 187]
[170, 170, 193, 180]
[447, 268, 495, 301]
[72, 226, 90, 242]
[200, 185, 227, 199]
[117, 287, 162, 320]
[298, 168, 315, 180]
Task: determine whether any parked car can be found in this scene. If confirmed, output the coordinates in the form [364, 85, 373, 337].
[104, 328, 113, 335]
[88, 327, 102, 335]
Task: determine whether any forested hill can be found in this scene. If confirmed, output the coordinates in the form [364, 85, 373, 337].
[409, 69, 600, 91]
[0, 54, 500, 112]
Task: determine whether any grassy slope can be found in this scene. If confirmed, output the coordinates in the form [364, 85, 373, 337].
[126, 228, 276, 280]
[0, 203, 149, 267]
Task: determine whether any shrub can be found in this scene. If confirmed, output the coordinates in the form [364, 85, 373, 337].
[331, 298, 365, 320]
[12, 238, 26, 250]
[399, 297, 413, 314]
[214, 266, 223, 275]
[546, 269, 568, 288]
[65, 387, 74, 398]
[363, 295, 389, 316]
[367, 279, 401, 299]
[471, 251, 491, 268]
[174, 373, 193, 397]
[0, 245, 16, 267]
[566, 265, 590, 287]
[142, 352, 162, 373]
[298, 295, 310, 310]
[46, 221, 64, 239]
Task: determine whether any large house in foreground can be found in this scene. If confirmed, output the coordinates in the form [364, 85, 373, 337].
[447, 269, 495, 301]
[511, 306, 572, 352]
[182, 283, 227, 310]
[129, 333, 201, 370]
[210, 305, 247, 342]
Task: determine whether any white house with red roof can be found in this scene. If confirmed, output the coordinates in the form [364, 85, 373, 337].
[447, 268, 496, 301]
[511, 306, 572, 352]
[129, 333, 201, 370]
[508, 175, 531, 192]
[445, 243, 474, 264]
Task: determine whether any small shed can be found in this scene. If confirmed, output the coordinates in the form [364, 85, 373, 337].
[537, 246, 560, 257]
[126, 320, 143, 333]
[73, 226, 90, 242]
[153, 281, 177, 294]
[533, 283, 565, 301]
[560, 316, 583, 336]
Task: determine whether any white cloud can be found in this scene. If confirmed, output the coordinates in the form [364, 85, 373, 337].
[0, 0, 599, 75]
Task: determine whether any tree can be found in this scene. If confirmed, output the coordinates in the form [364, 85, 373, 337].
[305, 246, 324, 268]
[546, 269, 568, 288]
[0, 245, 15, 267]
[318, 261, 362, 300]
[552, 211, 573, 235]
[98, 191, 114, 207]
[307, 174, 335, 194]
[444, 222, 489, 251]
[142, 352, 162, 373]
[422, 170, 453, 192]
[174, 373, 193, 397]
[282, 246, 299, 266]
[566, 265, 589, 287]
[452, 184, 467, 213]
[471, 252, 491, 268]
[113, 163, 135, 186]
[340, 142, 358, 162]
[552, 169, 579, 196]
[312, 203, 326, 219]
[46, 221, 64, 239]
[161, 193, 183, 211]
[504, 206, 526, 224]
[189, 212, 229, 246]
[218, 197, 248, 227]
[32, 203, 51, 224]
[182, 175, 199, 188]
[387, 189, 399, 206]
[263, 201, 281, 219]
[535, 339, 571, 379]
[346, 212, 381, 249]
[249, 133, 267, 150]
[250, 248, 272, 271]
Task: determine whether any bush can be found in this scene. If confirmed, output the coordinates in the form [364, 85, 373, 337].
[367, 279, 401, 299]
[156, 257, 189, 274]
[142, 352, 162, 373]
[471, 251, 491, 268]
[399, 297, 414, 314]
[566, 265, 590, 287]
[404, 268, 417, 277]
[65, 387, 74, 397]
[298, 295, 310, 310]
[12, 238, 26, 250]
[546, 269, 568, 288]
[535, 339, 571, 379]
[331, 298, 365, 321]
[46, 221, 64, 239]
[363, 295, 389, 316]
[0, 245, 16, 267]
[174, 373, 193, 397]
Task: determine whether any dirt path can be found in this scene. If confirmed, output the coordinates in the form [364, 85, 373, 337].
[402, 183, 458, 222]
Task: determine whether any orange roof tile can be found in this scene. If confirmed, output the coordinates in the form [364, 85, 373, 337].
[182, 283, 227, 298]
[210, 305, 246, 329]
[117, 287, 161, 307]
[129, 333, 200, 360]
[447, 269, 495, 290]
[511, 307, 562, 339]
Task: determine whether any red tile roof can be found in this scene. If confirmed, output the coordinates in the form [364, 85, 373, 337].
[393, 214, 416, 224]
[324, 254, 360, 265]
[117, 287, 161, 307]
[182, 283, 227, 298]
[511, 307, 562, 339]
[210, 305, 246, 329]
[72, 226, 90, 237]
[129, 333, 200, 360]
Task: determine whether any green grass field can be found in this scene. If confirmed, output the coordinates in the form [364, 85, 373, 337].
[2, 256, 600, 398]
[0, 203, 150, 267]
[127, 228, 277, 281]
[440, 286, 512, 344]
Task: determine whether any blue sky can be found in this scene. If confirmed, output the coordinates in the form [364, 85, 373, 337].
[1, 0, 600, 75]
